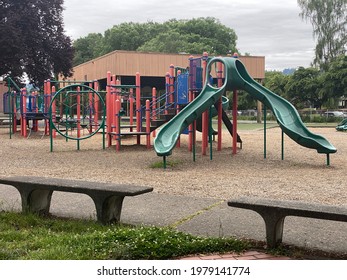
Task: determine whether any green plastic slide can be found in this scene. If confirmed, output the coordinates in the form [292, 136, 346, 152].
[154, 57, 336, 157]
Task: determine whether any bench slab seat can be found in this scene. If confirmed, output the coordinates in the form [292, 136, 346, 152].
[0, 176, 153, 224]
[228, 197, 347, 248]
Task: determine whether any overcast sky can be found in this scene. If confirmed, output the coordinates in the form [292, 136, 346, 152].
[63, 0, 316, 70]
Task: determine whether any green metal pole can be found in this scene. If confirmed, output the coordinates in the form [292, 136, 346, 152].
[49, 108, 53, 152]
[193, 121, 196, 162]
[281, 129, 284, 160]
[118, 111, 121, 147]
[263, 104, 266, 159]
[64, 100, 69, 142]
[163, 156, 167, 169]
[327, 154, 330, 166]
[102, 112, 105, 150]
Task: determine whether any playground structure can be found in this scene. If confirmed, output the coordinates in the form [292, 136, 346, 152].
[105, 71, 151, 150]
[154, 56, 337, 166]
[3, 79, 106, 150]
[48, 82, 106, 151]
[103, 52, 240, 154]
[3, 78, 51, 138]
[1, 52, 337, 166]
[3, 53, 240, 153]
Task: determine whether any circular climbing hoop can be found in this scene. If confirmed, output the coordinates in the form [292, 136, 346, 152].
[49, 84, 106, 150]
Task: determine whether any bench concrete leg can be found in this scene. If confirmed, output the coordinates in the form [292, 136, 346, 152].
[258, 212, 286, 248]
[91, 195, 125, 224]
[18, 188, 53, 215]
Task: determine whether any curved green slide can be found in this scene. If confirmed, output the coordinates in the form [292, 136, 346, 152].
[154, 57, 336, 156]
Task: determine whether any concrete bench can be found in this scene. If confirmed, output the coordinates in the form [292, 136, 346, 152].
[228, 197, 347, 248]
[0, 176, 153, 224]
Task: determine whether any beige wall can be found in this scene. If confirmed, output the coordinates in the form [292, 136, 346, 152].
[68, 51, 265, 82]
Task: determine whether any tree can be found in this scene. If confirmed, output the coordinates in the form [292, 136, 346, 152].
[103, 21, 164, 54]
[74, 17, 239, 65]
[138, 29, 223, 54]
[172, 17, 238, 55]
[139, 18, 238, 55]
[0, 0, 74, 84]
[321, 55, 347, 106]
[73, 33, 104, 66]
[285, 67, 323, 108]
[264, 71, 290, 99]
[298, 0, 347, 70]
[228, 90, 257, 110]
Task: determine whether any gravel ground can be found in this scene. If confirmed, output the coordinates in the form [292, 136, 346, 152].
[0, 125, 346, 206]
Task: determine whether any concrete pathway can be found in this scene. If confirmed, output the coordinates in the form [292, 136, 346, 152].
[0, 185, 346, 259]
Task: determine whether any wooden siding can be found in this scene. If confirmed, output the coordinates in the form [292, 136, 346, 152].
[69, 51, 265, 82]
[239, 56, 265, 80]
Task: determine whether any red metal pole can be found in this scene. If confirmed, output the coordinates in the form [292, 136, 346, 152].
[45, 80, 51, 135]
[59, 84, 63, 120]
[21, 88, 27, 137]
[52, 86, 57, 138]
[106, 71, 112, 147]
[169, 64, 174, 105]
[176, 69, 181, 148]
[188, 54, 195, 152]
[165, 72, 170, 115]
[135, 72, 141, 145]
[111, 75, 116, 139]
[152, 87, 156, 138]
[201, 52, 208, 155]
[115, 99, 120, 151]
[188, 90, 193, 151]
[89, 82, 93, 133]
[129, 88, 134, 132]
[116, 78, 121, 100]
[112, 77, 120, 141]
[93, 80, 99, 129]
[77, 86, 81, 139]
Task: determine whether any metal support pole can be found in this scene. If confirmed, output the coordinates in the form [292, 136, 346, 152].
[163, 156, 167, 169]
[209, 106, 213, 160]
[281, 129, 284, 160]
[263, 104, 266, 159]
[232, 90, 238, 155]
[193, 120, 196, 162]
[49, 106, 53, 152]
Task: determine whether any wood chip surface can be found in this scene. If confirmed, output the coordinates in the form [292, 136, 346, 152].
[0, 126, 346, 206]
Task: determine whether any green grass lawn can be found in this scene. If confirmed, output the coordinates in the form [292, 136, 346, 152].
[211, 120, 278, 131]
[2, 212, 344, 260]
[0, 212, 249, 260]
[236, 122, 278, 130]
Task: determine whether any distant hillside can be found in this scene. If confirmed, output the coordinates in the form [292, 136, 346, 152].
[282, 68, 296, 75]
